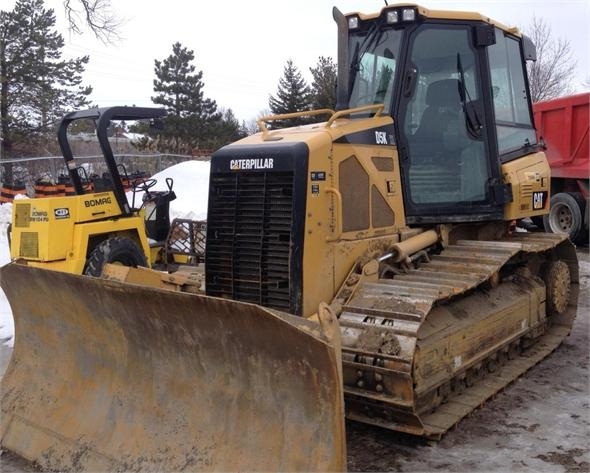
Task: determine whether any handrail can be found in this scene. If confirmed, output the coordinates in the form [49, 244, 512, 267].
[255, 104, 386, 139]
[325, 104, 384, 128]
[257, 109, 336, 140]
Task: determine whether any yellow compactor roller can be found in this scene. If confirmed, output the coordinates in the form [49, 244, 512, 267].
[0, 3, 579, 472]
[8, 106, 205, 276]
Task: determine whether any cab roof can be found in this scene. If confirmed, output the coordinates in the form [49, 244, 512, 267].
[346, 3, 521, 36]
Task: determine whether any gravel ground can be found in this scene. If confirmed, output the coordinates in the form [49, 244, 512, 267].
[1, 248, 588, 472]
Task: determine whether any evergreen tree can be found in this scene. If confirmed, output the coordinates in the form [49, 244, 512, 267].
[268, 59, 311, 127]
[309, 56, 337, 112]
[207, 108, 247, 150]
[151, 42, 220, 154]
[1, 0, 91, 181]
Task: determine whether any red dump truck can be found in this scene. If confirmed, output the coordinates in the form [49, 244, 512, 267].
[533, 92, 589, 244]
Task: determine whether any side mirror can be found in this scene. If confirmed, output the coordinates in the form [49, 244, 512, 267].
[522, 35, 537, 61]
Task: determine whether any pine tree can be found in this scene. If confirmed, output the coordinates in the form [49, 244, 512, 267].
[151, 42, 220, 154]
[268, 59, 311, 128]
[1, 0, 91, 181]
[309, 56, 337, 112]
[207, 108, 247, 150]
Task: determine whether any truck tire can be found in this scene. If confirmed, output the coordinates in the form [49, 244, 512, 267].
[84, 237, 148, 277]
[543, 192, 585, 244]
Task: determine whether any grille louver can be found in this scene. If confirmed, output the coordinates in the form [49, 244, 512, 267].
[206, 171, 294, 312]
[20, 232, 39, 258]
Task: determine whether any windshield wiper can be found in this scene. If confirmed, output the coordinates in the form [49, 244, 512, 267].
[456, 53, 482, 139]
[349, 22, 384, 96]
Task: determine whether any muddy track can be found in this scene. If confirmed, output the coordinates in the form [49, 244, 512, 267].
[340, 234, 577, 439]
[347, 248, 589, 472]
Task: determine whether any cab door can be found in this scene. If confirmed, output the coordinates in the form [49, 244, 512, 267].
[397, 23, 505, 224]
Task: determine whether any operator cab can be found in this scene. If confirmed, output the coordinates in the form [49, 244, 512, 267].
[337, 5, 538, 224]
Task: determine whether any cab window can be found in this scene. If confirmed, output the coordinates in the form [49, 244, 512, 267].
[488, 28, 537, 156]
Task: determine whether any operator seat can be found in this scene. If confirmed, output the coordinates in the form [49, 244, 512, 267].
[414, 78, 462, 145]
[408, 79, 464, 202]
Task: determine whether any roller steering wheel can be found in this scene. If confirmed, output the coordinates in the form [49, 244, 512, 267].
[134, 178, 157, 195]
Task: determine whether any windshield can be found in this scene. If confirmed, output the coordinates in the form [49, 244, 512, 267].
[348, 27, 403, 112]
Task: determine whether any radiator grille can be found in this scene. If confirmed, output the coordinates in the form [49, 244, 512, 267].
[20, 232, 39, 258]
[14, 202, 31, 228]
[206, 171, 294, 312]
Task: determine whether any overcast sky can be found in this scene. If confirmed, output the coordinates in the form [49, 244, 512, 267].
[5, 0, 590, 122]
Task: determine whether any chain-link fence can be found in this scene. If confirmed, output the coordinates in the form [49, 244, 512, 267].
[1, 154, 209, 197]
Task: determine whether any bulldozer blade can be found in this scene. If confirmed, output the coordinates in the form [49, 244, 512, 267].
[0, 263, 346, 472]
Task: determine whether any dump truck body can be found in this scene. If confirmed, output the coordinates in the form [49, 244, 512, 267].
[533, 93, 589, 243]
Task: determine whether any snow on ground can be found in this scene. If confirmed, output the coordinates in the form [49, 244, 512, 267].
[0, 203, 14, 347]
[129, 160, 210, 221]
[0, 160, 211, 347]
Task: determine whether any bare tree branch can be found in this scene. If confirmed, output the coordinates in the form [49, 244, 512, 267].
[62, 0, 122, 43]
[525, 16, 577, 102]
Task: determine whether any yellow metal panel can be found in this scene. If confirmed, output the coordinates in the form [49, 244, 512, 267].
[69, 217, 150, 274]
[263, 114, 408, 316]
[11, 197, 75, 261]
[74, 191, 124, 222]
[502, 151, 551, 221]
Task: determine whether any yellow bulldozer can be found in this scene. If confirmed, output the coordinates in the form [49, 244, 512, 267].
[0, 3, 579, 472]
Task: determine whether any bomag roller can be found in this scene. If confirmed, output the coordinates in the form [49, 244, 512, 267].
[7, 106, 204, 276]
[0, 3, 579, 472]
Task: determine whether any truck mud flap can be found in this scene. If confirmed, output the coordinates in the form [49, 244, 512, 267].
[0, 263, 346, 472]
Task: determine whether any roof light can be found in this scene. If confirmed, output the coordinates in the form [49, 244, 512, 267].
[402, 8, 416, 22]
[386, 10, 399, 24]
[348, 16, 359, 29]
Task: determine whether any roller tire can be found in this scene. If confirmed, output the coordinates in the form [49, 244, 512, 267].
[543, 192, 585, 245]
[84, 237, 147, 277]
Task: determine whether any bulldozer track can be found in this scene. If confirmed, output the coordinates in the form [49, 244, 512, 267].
[418, 322, 571, 438]
[338, 233, 578, 439]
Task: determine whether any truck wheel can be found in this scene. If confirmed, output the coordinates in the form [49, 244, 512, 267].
[84, 237, 147, 277]
[543, 192, 585, 244]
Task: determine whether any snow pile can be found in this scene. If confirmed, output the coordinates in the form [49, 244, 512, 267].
[0, 159, 211, 347]
[129, 160, 210, 221]
[0, 202, 14, 346]
[0, 201, 12, 230]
